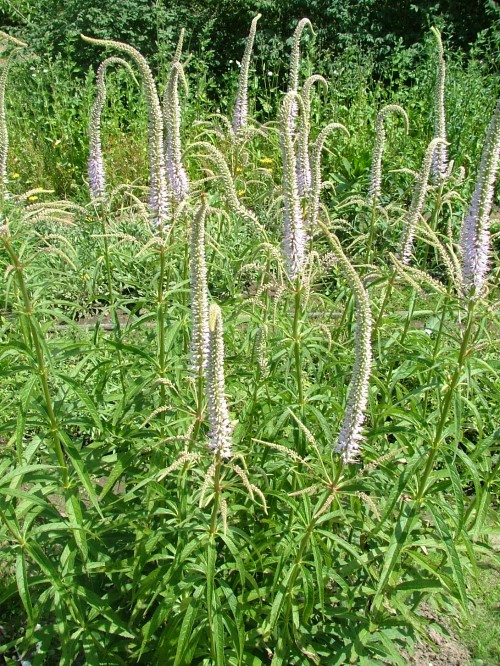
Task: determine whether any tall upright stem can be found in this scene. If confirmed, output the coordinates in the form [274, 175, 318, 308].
[292, 277, 304, 408]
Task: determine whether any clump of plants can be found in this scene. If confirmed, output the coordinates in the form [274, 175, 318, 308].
[0, 18, 499, 666]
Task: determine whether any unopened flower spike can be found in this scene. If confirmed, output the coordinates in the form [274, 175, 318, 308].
[296, 74, 328, 197]
[89, 57, 137, 203]
[280, 91, 306, 279]
[320, 224, 372, 464]
[232, 14, 261, 136]
[190, 196, 209, 374]
[430, 27, 448, 182]
[368, 104, 409, 206]
[81, 35, 170, 232]
[207, 304, 233, 459]
[399, 137, 447, 264]
[173, 27, 185, 62]
[163, 61, 189, 201]
[460, 98, 500, 299]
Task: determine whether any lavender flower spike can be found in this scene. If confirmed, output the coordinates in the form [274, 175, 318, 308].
[81, 35, 170, 232]
[190, 197, 209, 373]
[89, 57, 136, 202]
[430, 27, 448, 182]
[232, 14, 261, 136]
[399, 137, 447, 264]
[280, 92, 307, 280]
[207, 304, 233, 459]
[321, 225, 372, 464]
[460, 99, 500, 298]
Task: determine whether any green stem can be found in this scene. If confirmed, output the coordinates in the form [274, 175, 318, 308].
[365, 201, 378, 265]
[98, 206, 126, 392]
[293, 277, 303, 408]
[373, 270, 396, 332]
[415, 299, 476, 503]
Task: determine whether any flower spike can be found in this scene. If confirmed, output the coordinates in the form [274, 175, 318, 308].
[430, 27, 448, 182]
[81, 34, 170, 232]
[232, 14, 261, 136]
[190, 196, 209, 373]
[368, 104, 409, 206]
[280, 91, 306, 279]
[460, 99, 500, 298]
[207, 304, 233, 459]
[88, 57, 137, 203]
[399, 137, 447, 263]
[163, 61, 189, 201]
[320, 224, 372, 464]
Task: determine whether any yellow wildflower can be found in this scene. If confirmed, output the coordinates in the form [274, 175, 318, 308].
[259, 157, 273, 164]
[236, 167, 243, 173]
[28, 195, 38, 201]
[11, 173, 20, 179]
[237, 189, 245, 196]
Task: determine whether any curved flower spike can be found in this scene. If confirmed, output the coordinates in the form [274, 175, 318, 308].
[280, 91, 307, 279]
[296, 74, 328, 196]
[320, 224, 372, 464]
[430, 27, 448, 182]
[189, 140, 260, 228]
[81, 34, 170, 232]
[207, 304, 233, 459]
[288, 18, 314, 94]
[460, 98, 500, 298]
[399, 137, 447, 264]
[309, 122, 350, 229]
[368, 104, 409, 206]
[89, 57, 137, 202]
[163, 61, 189, 201]
[232, 14, 261, 136]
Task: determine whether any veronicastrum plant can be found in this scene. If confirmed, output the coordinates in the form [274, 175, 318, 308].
[0, 19, 499, 666]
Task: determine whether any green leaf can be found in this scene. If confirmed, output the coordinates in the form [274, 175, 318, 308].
[427, 503, 470, 616]
[16, 550, 33, 624]
[173, 597, 200, 666]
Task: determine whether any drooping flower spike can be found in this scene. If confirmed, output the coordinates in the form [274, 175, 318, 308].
[232, 14, 261, 136]
[81, 35, 170, 232]
[207, 304, 233, 459]
[460, 98, 500, 298]
[88, 57, 137, 203]
[368, 104, 409, 206]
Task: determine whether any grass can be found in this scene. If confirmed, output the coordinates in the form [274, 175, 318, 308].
[461, 550, 500, 665]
